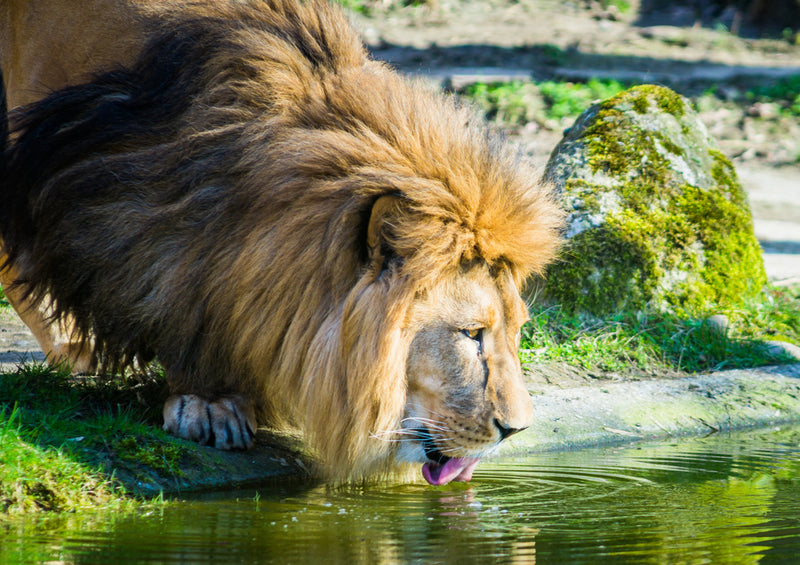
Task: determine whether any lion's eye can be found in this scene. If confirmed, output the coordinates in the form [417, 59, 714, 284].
[461, 327, 484, 342]
[461, 327, 484, 355]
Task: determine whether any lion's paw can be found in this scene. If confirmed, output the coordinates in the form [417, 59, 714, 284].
[162, 394, 256, 450]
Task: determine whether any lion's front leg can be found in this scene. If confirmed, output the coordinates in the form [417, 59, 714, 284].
[1, 256, 94, 373]
[162, 393, 257, 450]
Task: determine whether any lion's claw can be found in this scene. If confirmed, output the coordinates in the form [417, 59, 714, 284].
[163, 394, 256, 450]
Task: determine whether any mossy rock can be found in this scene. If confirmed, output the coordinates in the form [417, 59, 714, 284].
[543, 85, 766, 317]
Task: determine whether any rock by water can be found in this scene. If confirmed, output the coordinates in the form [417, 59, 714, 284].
[544, 85, 766, 316]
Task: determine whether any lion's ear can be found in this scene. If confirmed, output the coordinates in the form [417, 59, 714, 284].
[367, 194, 403, 268]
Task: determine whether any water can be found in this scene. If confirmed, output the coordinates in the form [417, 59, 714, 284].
[4, 426, 800, 564]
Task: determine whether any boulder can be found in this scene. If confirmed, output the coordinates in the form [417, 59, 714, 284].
[543, 85, 766, 316]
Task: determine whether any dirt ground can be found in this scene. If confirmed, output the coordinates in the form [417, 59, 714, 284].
[2, 0, 799, 369]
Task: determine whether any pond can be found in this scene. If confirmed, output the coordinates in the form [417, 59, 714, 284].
[3, 425, 800, 563]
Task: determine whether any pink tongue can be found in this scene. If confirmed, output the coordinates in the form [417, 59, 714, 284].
[421, 457, 481, 486]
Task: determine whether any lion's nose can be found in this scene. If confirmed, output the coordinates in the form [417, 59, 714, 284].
[494, 418, 527, 440]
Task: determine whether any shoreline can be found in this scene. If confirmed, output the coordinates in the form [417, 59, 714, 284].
[117, 362, 800, 495]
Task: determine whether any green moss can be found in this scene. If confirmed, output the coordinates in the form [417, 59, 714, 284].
[632, 95, 649, 114]
[550, 175, 765, 316]
[671, 184, 766, 312]
[582, 88, 689, 180]
[550, 192, 705, 315]
[549, 225, 650, 314]
[545, 85, 765, 317]
[113, 436, 185, 479]
[654, 87, 686, 117]
[600, 85, 686, 119]
[661, 137, 684, 156]
[709, 149, 747, 205]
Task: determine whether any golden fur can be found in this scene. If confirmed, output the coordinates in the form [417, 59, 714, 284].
[0, 0, 563, 481]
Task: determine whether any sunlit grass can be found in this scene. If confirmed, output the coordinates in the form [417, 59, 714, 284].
[746, 76, 800, 118]
[0, 402, 132, 513]
[0, 363, 175, 514]
[458, 76, 800, 135]
[522, 285, 799, 374]
[459, 78, 629, 127]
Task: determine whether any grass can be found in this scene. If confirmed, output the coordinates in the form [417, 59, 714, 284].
[1, 402, 129, 513]
[459, 78, 629, 128]
[333, 0, 426, 15]
[745, 76, 800, 118]
[0, 362, 180, 514]
[458, 75, 800, 132]
[521, 284, 800, 375]
[600, 0, 631, 14]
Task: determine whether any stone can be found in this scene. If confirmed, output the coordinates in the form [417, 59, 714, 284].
[705, 314, 730, 335]
[543, 85, 766, 316]
[763, 340, 800, 362]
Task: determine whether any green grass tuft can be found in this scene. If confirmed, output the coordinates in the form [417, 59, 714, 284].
[0, 402, 132, 513]
[0, 364, 177, 513]
[522, 284, 799, 374]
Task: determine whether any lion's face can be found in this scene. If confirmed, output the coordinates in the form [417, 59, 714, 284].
[399, 264, 533, 485]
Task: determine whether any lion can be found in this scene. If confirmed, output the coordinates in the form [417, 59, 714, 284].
[0, 0, 563, 484]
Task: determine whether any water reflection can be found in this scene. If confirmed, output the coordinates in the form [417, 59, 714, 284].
[4, 426, 800, 563]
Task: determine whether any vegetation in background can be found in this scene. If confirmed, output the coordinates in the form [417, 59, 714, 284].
[746, 76, 800, 118]
[607, 0, 631, 13]
[333, 0, 427, 15]
[459, 76, 800, 131]
[460, 79, 629, 128]
[521, 284, 800, 374]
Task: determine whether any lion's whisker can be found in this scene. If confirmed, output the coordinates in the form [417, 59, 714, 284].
[404, 403, 452, 422]
[400, 417, 452, 432]
[370, 429, 419, 438]
[400, 416, 447, 426]
[370, 436, 426, 444]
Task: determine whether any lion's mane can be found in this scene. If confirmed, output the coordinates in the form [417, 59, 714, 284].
[0, 0, 562, 479]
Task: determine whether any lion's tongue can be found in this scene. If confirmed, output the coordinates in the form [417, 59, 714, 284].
[422, 457, 481, 486]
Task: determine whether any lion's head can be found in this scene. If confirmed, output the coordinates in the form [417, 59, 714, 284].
[0, 0, 563, 484]
[401, 262, 534, 485]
